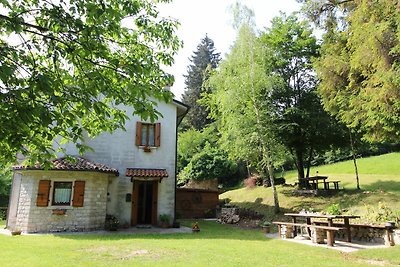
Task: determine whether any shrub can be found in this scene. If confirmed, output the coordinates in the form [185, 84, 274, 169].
[364, 202, 400, 225]
[325, 203, 341, 215]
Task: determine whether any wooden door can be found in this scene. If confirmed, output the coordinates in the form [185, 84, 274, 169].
[131, 180, 158, 226]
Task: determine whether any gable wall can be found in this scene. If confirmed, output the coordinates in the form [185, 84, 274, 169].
[61, 101, 178, 226]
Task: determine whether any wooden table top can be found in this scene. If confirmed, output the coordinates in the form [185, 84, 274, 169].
[284, 213, 360, 219]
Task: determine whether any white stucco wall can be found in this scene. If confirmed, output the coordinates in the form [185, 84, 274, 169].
[60, 100, 179, 226]
[7, 171, 111, 233]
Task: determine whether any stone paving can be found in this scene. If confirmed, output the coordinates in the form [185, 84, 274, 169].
[265, 232, 391, 253]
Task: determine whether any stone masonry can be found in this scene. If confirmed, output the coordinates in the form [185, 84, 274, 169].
[8, 170, 111, 233]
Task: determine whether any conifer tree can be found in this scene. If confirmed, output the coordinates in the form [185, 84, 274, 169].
[181, 35, 220, 130]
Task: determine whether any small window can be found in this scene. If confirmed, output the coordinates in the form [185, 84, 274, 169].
[52, 182, 73, 206]
[141, 123, 155, 147]
[136, 122, 161, 148]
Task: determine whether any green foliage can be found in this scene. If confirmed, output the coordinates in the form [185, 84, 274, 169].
[0, 0, 181, 165]
[159, 214, 171, 223]
[181, 35, 220, 130]
[177, 126, 218, 173]
[325, 203, 341, 215]
[364, 202, 400, 225]
[309, 0, 400, 142]
[179, 144, 237, 183]
[0, 165, 12, 206]
[260, 14, 347, 181]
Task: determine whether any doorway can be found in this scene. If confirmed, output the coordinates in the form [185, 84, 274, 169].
[131, 180, 158, 226]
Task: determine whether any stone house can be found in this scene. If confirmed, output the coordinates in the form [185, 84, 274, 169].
[6, 99, 188, 233]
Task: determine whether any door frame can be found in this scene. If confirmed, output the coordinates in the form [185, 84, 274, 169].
[131, 180, 158, 226]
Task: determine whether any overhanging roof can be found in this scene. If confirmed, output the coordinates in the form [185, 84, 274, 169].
[125, 168, 168, 178]
[13, 156, 119, 176]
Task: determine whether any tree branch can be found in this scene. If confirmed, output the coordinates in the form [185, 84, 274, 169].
[0, 14, 48, 32]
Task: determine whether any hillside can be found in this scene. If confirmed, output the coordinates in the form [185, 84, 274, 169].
[220, 153, 400, 223]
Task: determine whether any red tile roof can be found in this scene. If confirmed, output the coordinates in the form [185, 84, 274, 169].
[13, 156, 119, 176]
[125, 168, 168, 178]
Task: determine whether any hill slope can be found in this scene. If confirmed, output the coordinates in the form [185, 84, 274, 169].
[221, 153, 400, 223]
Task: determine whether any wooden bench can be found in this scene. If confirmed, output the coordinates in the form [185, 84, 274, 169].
[273, 221, 344, 246]
[323, 181, 341, 190]
[313, 221, 396, 246]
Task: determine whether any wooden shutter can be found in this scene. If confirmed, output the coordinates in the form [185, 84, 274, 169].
[72, 181, 85, 207]
[37, 180, 51, 207]
[155, 123, 161, 147]
[135, 122, 142, 146]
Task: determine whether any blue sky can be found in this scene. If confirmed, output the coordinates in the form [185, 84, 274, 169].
[158, 0, 302, 99]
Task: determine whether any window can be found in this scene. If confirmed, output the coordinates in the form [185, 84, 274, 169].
[136, 122, 161, 148]
[36, 180, 85, 207]
[141, 123, 155, 147]
[52, 182, 73, 205]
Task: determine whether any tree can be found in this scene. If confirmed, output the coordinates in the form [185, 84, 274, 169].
[208, 22, 284, 213]
[0, 0, 180, 165]
[181, 35, 220, 130]
[179, 143, 237, 185]
[260, 14, 345, 185]
[301, 0, 400, 142]
[0, 165, 12, 207]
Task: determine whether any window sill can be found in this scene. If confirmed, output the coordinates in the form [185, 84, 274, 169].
[52, 209, 67, 215]
[138, 146, 158, 152]
[47, 206, 73, 210]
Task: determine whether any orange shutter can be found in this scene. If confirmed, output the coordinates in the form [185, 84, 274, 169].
[72, 181, 85, 207]
[155, 123, 161, 147]
[135, 122, 142, 146]
[37, 180, 51, 207]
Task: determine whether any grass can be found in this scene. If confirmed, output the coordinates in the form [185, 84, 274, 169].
[0, 220, 398, 267]
[221, 152, 400, 225]
[284, 152, 400, 189]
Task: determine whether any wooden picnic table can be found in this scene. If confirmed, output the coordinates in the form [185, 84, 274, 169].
[299, 176, 328, 190]
[284, 213, 360, 242]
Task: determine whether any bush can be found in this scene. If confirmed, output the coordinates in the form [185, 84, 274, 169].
[364, 202, 400, 225]
[179, 144, 237, 184]
[325, 203, 341, 215]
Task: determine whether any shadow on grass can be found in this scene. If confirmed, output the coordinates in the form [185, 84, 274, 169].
[362, 180, 400, 193]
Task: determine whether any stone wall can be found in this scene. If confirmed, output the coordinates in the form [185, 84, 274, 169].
[8, 170, 110, 233]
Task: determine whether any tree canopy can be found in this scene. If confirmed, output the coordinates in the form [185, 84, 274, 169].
[181, 35, 220, 130]
[207, 21, 283, 212]
[302, 0, 400, 142]
[260, 14, 346, 181]
[0, 0, 180, 164]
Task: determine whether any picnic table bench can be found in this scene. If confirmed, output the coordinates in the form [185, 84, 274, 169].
[273, 221, 344, 246]
[298, 176, 341, 190]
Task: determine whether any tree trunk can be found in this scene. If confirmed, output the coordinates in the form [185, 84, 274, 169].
[267, 162, 280, 214]
[305, 147, 313, 178]
[349, 130, 360, 189]
[296, 149, 306, 188]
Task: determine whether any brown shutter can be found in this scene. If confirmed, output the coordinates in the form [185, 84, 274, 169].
[135, 122, 142, 146]
[37, 180, 51, 207]
[72, 181, 85, 207]
[155, 123, 161, 147]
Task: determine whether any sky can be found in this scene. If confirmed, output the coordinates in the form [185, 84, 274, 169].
[158, 0, 302, 100]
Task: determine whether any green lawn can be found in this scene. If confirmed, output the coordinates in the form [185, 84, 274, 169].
[221, 153, 400, 225]
[0, 220, 398, 267]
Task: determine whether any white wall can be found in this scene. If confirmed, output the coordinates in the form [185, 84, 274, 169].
[61, 100, 178, 226]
